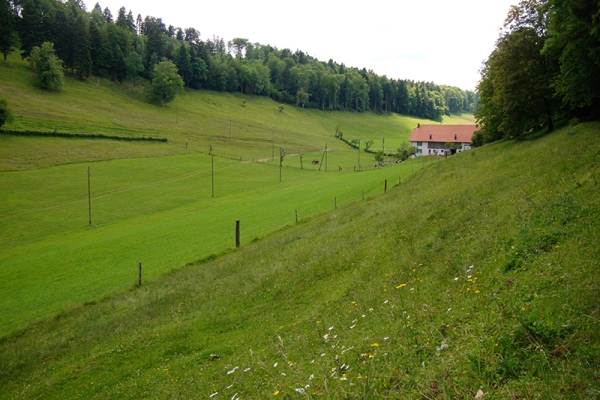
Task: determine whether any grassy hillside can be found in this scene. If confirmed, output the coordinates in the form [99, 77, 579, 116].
[0, 154, 430, 335]
[0, 54, 472, 172]
[1, 122, 598, 398]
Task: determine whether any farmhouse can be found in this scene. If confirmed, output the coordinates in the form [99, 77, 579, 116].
[409, 124, 480, 157]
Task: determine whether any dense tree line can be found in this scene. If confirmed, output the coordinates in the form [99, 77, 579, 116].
[0, 0, 475, 116]
[474, 0, 600, 145]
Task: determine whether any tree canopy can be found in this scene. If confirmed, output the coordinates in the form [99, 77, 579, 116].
[475, 0, 600, 145]
[30, 41, 64, 91]
[151, 59, 183, 107]
[6, 0, 476, 115]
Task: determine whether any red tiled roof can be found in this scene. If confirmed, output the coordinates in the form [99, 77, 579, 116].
[409, 125, 480, 143]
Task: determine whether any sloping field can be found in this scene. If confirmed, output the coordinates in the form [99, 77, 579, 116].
[1, 122, 598, 398]
[0, 54, 470, 172]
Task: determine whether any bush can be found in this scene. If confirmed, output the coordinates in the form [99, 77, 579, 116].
[30, 42, 64, 91]
[0, 99, 13, 129]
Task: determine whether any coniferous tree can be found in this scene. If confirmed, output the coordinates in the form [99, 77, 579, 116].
[72, 12, 92, 78]
[0, 0, 17, 62]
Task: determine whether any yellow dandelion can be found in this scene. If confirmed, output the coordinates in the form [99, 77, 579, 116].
[475, 290, 480, 294]
[274, 390, 280, 395]
[371, 343, 379, 347]
[396, 284, 407, 289]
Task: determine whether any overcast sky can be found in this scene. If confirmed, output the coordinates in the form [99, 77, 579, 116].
[96, 0, 518, 91]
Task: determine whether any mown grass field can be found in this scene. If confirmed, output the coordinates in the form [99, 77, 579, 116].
[0, 152, 432, 335]
[0, 54, 457, 336]
[1, 121, 598, 399]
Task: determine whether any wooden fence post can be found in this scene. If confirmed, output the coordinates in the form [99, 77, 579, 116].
[384, 179, 387, 192]
[235, 220, 240, 248]
[138, 262, 142, 286]
[295, 210, 298, 224]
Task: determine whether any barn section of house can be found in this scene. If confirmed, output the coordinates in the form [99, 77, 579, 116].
[409, 124, 480, 157]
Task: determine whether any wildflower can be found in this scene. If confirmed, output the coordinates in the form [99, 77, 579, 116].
[309, 374, 314, 380]
[521, 307, 526, 312]
[436, 341, 449, 351]
[475, 290, 480, 294]
[340, 377, 347, 381]
[350, 325, 356, 329]
[320, 353, 326, 357]
[368, 354, 374, 359]
[273, 363, 278, 368]
[274, 391, 280, 396]
[368, 308, 373, 312]
[384, 337, 389, 341]
[396, 284, 407, 289]
[384, 300, 389, 304]
[447, 308, 451, 313]
[329, 326, 334, 331]
[227, 366, 239, 375]
[210, 393, 218, 398]
[295, 388, 305, 394]
[371, 343, 379, 347]
[454, 277, 458, 281]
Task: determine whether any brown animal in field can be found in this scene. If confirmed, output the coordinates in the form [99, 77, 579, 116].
[312, 160, 319, 165]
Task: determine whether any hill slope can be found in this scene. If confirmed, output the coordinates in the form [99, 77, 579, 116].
[1, 122, 598, 398]
[0, 55, 472, 171]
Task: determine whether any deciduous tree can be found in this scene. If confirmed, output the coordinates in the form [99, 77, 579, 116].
[30, 41, 64, 91]
[151, 60, 183, 107]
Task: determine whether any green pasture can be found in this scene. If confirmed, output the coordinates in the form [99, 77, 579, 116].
[1, 122, 598, 399]
[1, 54, 469, 171]
[0, 151, 431, 335]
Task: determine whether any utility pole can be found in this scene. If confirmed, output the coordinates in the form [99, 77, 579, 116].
[357, 139, 361, 167]
[279, 147, 284, 182]
[87, 166, 92, 226]
[325, 142, 328, 172]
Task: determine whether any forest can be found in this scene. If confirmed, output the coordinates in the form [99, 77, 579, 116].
[474, 0, 600, 145]
[0, 0, 476, 120]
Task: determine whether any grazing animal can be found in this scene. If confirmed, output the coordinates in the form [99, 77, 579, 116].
[312, 160, 319, 165]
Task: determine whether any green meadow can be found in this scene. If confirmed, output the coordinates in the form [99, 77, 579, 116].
[3, 55, 597, 398]
[0, 153, 431, 335]
[0, 54, 447, 335]
[0, 121, 598, 399]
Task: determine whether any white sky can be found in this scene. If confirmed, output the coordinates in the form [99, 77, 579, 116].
[95, 0, 518, 91]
